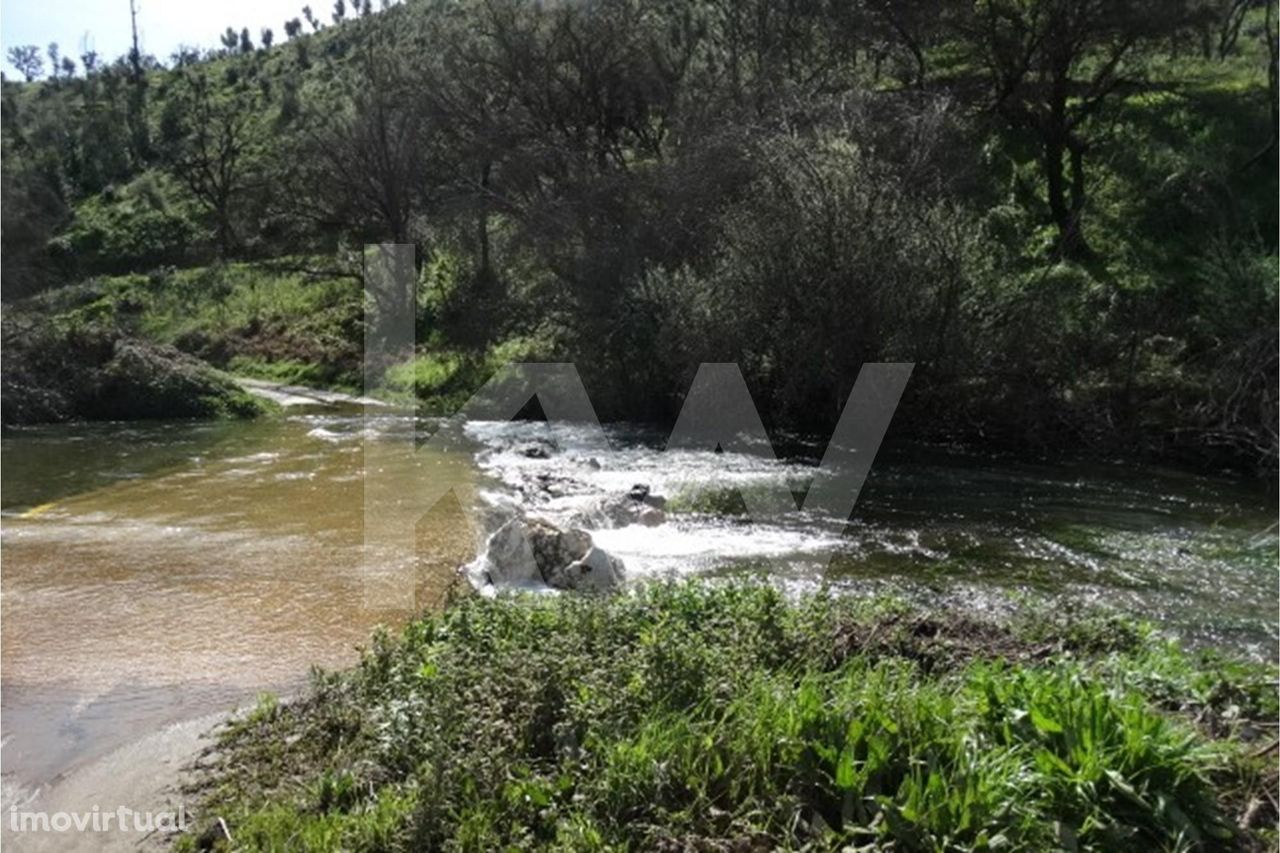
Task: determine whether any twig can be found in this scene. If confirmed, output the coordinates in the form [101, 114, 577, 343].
[1249, 739, 1279, 758]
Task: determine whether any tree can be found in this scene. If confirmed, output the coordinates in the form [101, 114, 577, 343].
[964, 0, 1196, 257]
[46, 44, 61, 78]
[284, 18, 303, 39]
[240, 27, 254, 54]
[864, 0, 964, 86]
[303, 6, 322, 31]
[286, 45, 426, 244]
[1193, 0, 1258, 59]
[221, 28, 239, 52]
[80, 50, 98, 75]
[7, 45, 44, 81]
[60, 57, 76, 78]
[261, 28, 275, 50]
[128, 0, 143, 78]
[171, 45, 201, 67]
[333, 0, 347, 24]
[163, 73, 259, 257]
[122, 0, 150, 164]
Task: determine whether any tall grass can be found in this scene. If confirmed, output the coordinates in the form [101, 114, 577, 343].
[180, 581, 1276, 851]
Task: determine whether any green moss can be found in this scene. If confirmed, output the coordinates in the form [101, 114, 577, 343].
[666, 485, 751, 516]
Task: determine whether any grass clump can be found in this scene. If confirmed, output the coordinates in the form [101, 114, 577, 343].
[378, 334, 559, 412]
[179, 581, 1277, 851]
[665, 485, 751, 517]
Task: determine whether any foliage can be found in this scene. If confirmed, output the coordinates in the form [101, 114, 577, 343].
[180, 580, 1277, 852]
[49, 173, 200, 274]
[0, 309, 264, 425]
[27, 261, 366, 392]
[380, 334, 559, 411]
[0, 1, 1274, 468]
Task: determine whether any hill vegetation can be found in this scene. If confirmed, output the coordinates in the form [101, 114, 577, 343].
[2, 0, 1277, 471]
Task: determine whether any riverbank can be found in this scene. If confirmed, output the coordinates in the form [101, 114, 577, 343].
[175, 580, 1278, 851]
[0, 308, 266, 427]
[1, 713, 224, 853]
[2, 411, 1274, 850]
[6, 258, 1276, 478]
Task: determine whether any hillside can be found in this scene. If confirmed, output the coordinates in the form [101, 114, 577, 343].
[2, 0, 1277, 473]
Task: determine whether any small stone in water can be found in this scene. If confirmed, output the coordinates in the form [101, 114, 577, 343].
[521, 443, 552, 459]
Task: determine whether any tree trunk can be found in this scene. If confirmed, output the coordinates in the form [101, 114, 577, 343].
[1043, 134, 1071, 248]
[216, 212, 233, 259]
[1066, 137, 1090, 255]
[477, 161, 492, 280]
[1042, 113, 1091, 259]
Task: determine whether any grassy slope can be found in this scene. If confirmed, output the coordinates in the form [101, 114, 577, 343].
[27, 259, 366, 389]
[179, 581, 1278, 852]
[29, 258, 561, 410]
[6, 15, 1273, 461]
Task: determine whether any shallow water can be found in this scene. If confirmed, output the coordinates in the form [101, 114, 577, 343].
[1, 413, 1275, 791]
[1, 413, 477, 788]
[464, 421, 1278, 656]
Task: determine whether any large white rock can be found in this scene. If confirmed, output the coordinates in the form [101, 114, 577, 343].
[482, 517, 540, 585]
[479, 516, 626, 592]
[545, 546, 627, 592]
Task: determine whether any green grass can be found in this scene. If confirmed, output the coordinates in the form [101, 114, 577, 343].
[28, 263, 562, 407]
[178, 581, 1277, 852]
[225, 356, 355, 391]
[666, 485, 774, 516]
[379, 334, 559, 412]
[31, 260, 366, 390]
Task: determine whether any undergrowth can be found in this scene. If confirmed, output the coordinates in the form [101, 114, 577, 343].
[178, 581, 1278, 852]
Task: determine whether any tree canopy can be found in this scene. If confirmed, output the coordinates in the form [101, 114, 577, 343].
[2, 0, 1276, 471]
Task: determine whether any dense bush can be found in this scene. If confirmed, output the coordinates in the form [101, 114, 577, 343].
[0, 311, 264, 425]
[49, 174, 202, 275]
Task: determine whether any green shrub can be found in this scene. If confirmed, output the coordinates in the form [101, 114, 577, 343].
[51, 174, 201, 274]
[181, 581, 1274, 852]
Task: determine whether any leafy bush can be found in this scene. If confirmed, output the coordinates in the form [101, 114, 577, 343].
[51, 174, 201, 275]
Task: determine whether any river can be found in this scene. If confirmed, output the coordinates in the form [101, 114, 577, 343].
[1, 409, 1275, 813]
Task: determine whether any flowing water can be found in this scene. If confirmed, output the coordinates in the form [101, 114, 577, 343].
[2, 411, 1275, 798]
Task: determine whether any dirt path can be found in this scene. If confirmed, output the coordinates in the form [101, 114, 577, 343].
[236, 377, 388, 410]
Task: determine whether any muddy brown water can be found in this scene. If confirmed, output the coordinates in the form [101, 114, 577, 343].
[1, 412, 478, 795]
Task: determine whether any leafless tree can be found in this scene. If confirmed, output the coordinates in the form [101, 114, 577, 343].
[165, 73, 258, 257]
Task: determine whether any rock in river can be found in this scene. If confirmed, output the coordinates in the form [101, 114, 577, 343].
[479, 517, 625, 592]
[519, 440, 557, 459]
[483, 518, 541, 586]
